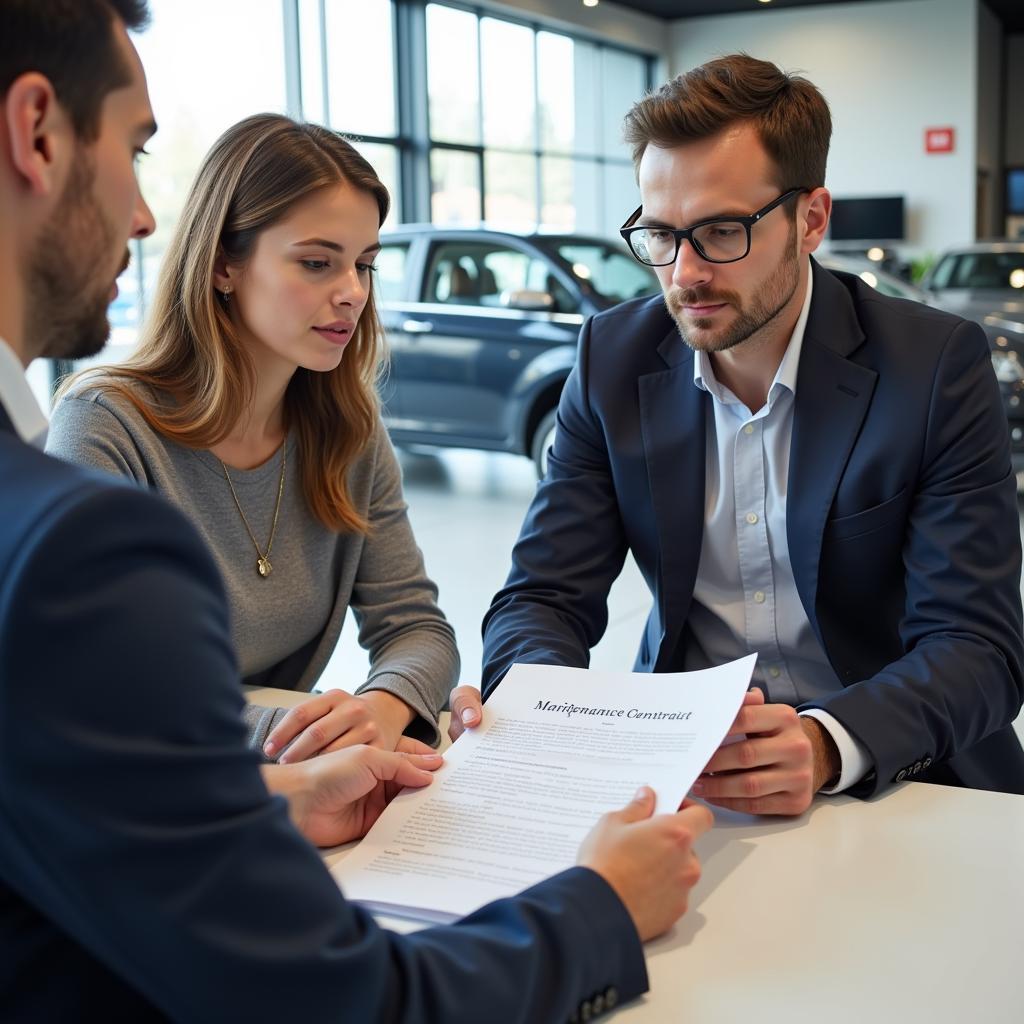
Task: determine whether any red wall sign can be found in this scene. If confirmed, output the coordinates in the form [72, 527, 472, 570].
[925, 127, 955, 153]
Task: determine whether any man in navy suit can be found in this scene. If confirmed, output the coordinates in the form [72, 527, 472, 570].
[0, 3, 714, 1020]
[482, 54, 1024, 811]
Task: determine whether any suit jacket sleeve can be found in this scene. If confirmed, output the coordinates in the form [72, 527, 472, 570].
[482, 317, 630, 697]
[0, 481, 647, 1022]
[806, 317, 1024, 794]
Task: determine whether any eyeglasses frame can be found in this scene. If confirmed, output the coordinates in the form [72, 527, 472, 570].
[619, 187, 809, 267]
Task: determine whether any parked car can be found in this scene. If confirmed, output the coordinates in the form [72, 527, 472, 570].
[817, 253, 928, 302]
[375, 225, 658, 474]
[920, 242, 1024, 475]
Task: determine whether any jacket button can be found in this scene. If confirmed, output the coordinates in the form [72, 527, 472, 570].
[580, 1000, 593, 1022]
[605, 987, 619, 1009]
[923, 757, 932, 768]
[895, 769, 907, 782]
[592, 993, 606, 1015]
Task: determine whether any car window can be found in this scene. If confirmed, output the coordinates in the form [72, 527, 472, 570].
[375, 243, 409, 302]
[554, 243, 658, 303]
[936, 251, 1024, 290]
[928, 255, 957, 290]
[424, 242, 570, 310]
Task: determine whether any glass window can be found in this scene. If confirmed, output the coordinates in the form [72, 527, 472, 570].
[374, 243, 409, 302]
[480, 18, 535, 150]
[426, 4, 480, 145]
[353, 141, 400, 227]
[431, 149, 481, 225]
[298, 0, 325, 124]
[553, 242, 659, 304]
[541, 157, 600, 232]
[537, 32, 574, 153]
[324, 0, 395, 137]
[484, 151, 537, 228]
[602, 161, 641, 238]
[600, 48, 647, 159]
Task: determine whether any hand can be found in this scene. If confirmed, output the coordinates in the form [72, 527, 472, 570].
[578, 788, 713, 942]
[447, 685, 483, 743]
[691, 688, 839, 816]
[264, 689, 415, 763]
[265, 740, 442, 847]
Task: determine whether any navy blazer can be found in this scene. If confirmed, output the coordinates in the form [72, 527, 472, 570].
[0, 407, 646, 1021]
[482, 259, 1024, 797]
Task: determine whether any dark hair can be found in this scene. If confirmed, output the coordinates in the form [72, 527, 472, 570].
[623, 53, 832, 191]
[0, 1, 150, 142]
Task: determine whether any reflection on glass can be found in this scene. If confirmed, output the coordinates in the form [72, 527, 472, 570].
[600, 48, 646, 158]
[484, 151, 537, 228]
[427, 4, 480, 144]
[373, 243, 409, 302]
[352, 141, 399, 228]
[602, 161, 640, 238]
[325, 0, 395, 137]
[431, 149, 481, 225]
[553, 242, 658, 304]
[481, 18, 535, 149]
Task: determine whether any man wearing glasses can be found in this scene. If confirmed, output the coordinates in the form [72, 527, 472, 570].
[482, 54, 1024, 810]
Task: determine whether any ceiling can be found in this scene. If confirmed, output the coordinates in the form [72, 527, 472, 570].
[605, 0, 1024, 33]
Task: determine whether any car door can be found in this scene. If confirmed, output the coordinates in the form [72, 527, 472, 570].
[373, 238, 415, 420]
[390, 237, 579, 447]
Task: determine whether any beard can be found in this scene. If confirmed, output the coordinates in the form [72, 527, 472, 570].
[25, 153, 126, 362]
[664, 222, 801, 355]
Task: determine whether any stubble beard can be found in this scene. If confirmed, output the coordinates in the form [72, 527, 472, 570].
[26, 153, 126, 362]
[664, 225, 801, 355]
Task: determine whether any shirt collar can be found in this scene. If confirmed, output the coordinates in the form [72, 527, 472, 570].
[693, 265, 815, 404]
[0, 337, 49, 448]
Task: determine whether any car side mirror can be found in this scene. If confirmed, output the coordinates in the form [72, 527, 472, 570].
[503, 289, 555, 312]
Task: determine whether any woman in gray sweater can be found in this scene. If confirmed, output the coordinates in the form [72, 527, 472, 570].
[48, 115, 460, 758]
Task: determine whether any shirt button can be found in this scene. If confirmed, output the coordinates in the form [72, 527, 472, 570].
[743, 424, 754, 435]
[769, 666, 781, 678]
[753, 590, 766, 604]
[745, 512, 758, 525]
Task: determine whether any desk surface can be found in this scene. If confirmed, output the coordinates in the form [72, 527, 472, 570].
[247, 686, 1024, 1024]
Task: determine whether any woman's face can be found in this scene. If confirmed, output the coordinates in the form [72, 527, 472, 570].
[223, 181, 381, 375]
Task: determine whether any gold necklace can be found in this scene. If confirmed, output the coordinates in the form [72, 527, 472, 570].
[218, 440, 287, 578]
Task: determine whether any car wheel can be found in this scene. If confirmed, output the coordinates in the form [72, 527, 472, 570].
[531, 409, 558, 479]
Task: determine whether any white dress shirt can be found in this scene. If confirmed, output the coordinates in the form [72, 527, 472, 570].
[683, 273, 870, 793]
[0, 337, 48, 447]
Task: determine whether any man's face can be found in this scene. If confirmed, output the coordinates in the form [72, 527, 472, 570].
[637, 124, 806, 355]
[27, 22, 156, 361]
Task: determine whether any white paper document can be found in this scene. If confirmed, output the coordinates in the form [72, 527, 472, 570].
[332, 656, 756, 923]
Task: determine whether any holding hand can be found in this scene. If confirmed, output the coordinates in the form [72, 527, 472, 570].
[692, 688, 840, 816]
[578, 788, 713, 942]
[447, 685, 484, 743]
[264, 689, 416, 763]
[267, 739, 443, 847]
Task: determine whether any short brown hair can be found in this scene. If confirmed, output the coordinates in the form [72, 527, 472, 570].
[623, 53, 831, 190]
[0, 1, 150, 142]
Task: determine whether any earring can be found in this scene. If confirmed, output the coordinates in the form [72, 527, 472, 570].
[221, 287, 232, 300]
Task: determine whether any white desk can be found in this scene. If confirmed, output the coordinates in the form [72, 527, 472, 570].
[246, 686, 1024, 1023]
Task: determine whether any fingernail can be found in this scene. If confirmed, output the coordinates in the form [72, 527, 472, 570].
[634, 786, 648, 800]
[421, 753, 443, 762]
[263, 741, 276, 756]
[461, 708, 477, 724]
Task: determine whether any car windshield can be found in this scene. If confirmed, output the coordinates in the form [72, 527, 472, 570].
[546, 240, 659, 306]
[930, 251, 1024, 291]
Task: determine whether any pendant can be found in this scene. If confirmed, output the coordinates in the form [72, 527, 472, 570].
[257, 556, 272, 578]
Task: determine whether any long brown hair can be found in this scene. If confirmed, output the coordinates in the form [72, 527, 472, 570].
[623, 53, 832, 192]
[66, 113, 390, 533]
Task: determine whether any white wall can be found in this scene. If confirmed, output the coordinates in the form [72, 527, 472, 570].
[976, 0, 1003, 238]
[670, 0, 979, 258]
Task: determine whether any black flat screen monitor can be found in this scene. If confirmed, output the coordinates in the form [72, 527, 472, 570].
[829, 196, 905, 242]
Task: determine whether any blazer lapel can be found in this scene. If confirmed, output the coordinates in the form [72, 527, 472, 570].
[639, 327, 706, 665]
[788, 261, 877, 640]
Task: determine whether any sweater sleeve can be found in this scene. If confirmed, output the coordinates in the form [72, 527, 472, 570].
[350, 423, 460, 745]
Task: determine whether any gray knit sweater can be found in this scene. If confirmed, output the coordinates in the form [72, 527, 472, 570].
[46, 382, 459, 747]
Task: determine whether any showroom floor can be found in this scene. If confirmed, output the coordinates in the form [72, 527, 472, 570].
[318, 447, 1024, 745]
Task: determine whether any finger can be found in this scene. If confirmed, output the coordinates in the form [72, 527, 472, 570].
[616, 785, 656, 823]
[702, 735, 776, 774]
[449, 686, 483, 729]
[368, 749, 441, 788]
[729, 701, 795, 738]
[743, 687, 766, 706]
[701, 793, 808, 817]
[279, 706, 376, 763]
[264, 692, 340, 756]
[675, 802, 715, 837]
[692, 768, 792, 802]
[396, 736, 437, 756]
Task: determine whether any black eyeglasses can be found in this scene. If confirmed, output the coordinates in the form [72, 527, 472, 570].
[620, 188, 807, 266]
